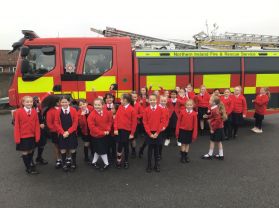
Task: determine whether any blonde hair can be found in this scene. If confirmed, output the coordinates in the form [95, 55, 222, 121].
[185, 99, 195, 106]
[262, 87, 271, 98]
[21, 96, 33, 105]
[93, 98, 104, 105]
[212, 96, 227, 121]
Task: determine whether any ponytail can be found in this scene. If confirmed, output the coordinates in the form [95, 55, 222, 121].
[264, 87, 271, 99]
[218, 102, 228, 121]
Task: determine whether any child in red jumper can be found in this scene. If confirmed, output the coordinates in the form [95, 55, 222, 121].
[176, 99, 198, 163]
[131, 91, 143, 158]
[231, 86, 247, 138]
[77, 99, 94, 162]
[114, 94, 137, 169]
[221, 89, 234, 139]
[195, 85, 210, 136]
[165, 90, 180, 146]
[88, 98, 113, 171]
[251, 87, 270, 133]
[143, 94, 166, 173]
[185, 83, 196, 100]
[158, 95, 169, 160]
[202, 96, 227, 160]
[54, 96, 78, 172]
[14, 96, 40, 174]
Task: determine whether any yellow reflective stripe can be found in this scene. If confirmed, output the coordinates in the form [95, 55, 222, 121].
[18, 77, 53, 93]
[244, 87, 256, 94]
[230, 88, 235, 92]
[256, 74, 279, 87]
[117, 90, 131, 98]
[203, 74, 231, 88]
[85, 76, 116, 92]
[146, 75, 176, 90]
[136, 51, 279, 58]
[194, 88, 200, 93]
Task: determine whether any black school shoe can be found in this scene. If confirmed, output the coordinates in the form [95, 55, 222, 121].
[185, 157, 190, 163]
[70, 163, 77, 170]
[123, 162, 129, 169]
[201, 154, 213, 160]
[26, 167, 39, 175]
[55, 160, 62, 169]
[36, 157, 48, 165]
[214, 155, 224, 160]
[62, 164, 69, 172]
[154, 164, 160, 172]
[138, 151, 143, 159]
[92, 162, 100, 169]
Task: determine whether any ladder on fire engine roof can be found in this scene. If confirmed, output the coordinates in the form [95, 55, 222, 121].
[193, 31, 279, 49]
[90, 27, 211, 50]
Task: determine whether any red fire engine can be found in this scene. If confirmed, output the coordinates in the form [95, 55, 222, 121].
[8, 31, 279, 116]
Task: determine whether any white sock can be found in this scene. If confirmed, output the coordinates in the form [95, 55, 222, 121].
[208, 149, 214, 156]
[219, 149, 224, 157]
[92, 153, 99, 164]
[101, 154, 109, 165]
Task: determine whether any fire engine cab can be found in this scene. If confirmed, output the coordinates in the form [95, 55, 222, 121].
[8, 30, 279, 115]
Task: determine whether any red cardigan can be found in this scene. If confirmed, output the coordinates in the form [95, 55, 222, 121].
[254, 94, 269, 115]
[195, 92, 210, 108]
[220, 96, 234, 115]
[231, 94, 247, 116]
[175, 110, 198, 140]
[167, 98, 180, 117]
[14, 108, 40, 144]
[77, 106, 93, 136]
[208, 107, 224, 131]
[114, 104, 137, 136]
[143, 106, 166, 136]
[87, 110, 113, 138]
[186, 91, 196, 100]
[46, 107, 58, 133]
[54, 107, 78, 135]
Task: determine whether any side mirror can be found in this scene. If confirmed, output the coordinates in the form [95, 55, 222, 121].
[42, 46, 55, 55]
[20, 59, 30, 74]
[20, 46, 29, 57]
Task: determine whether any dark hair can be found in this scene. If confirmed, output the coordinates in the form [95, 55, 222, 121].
[77, 99, 87, 105]
[104, 93, 115, 103]
[139, 87, 148, 97]
[41, 95, 59, 109]
[213, 88, 220, 92]
[59, 95, 71, 102]
[122, 93, 133, 105]
[170, 90, 178, 94]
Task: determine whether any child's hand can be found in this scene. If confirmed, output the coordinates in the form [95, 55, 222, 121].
[153, 133, 158, 139]
[252, 100, 255, 103]
[162, 127, 165, 131]
[210, 130, 214, 134]
[104, 131, 109, 135]
[114, 130, 119, 135]
[40, 124, 45, 129]
[203, 114, 208, 119]
[150, 134, 154, 138]
[243, 114, 246, 118]
[129, 134, 134, 139]
[63, 131, 69, 138]
[81, 111, 86, 115]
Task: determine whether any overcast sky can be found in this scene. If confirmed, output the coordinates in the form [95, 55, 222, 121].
[1, 0, 279, 49]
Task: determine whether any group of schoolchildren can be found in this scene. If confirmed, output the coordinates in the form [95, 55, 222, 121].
[13, 84, 270, 174]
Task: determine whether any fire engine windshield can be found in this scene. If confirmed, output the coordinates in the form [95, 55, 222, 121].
[83, 48, 112, 75]
[27, 47, 55, 75]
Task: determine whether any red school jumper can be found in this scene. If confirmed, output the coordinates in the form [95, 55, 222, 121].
[175, 110, 198, 140]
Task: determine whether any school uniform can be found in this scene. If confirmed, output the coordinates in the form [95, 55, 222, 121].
[114, 104, 137, 165]
[143, 105, 166, 171]
[14, 107, 40, 151]
[105, 103, 114, 111]
[87, 110, 113, 155]
[54, 107, 78, 150]
[36, 107, 48, 148]
[186, 91, 196, 100]
[14, 107, 40, 173]
[195, 92, 210, 120]
[208, 106, 224, 142]
[158, 104, 169, 158]
[175, 110, 198, 144]
[254, 94, 269, 129]
[177, 95, 189, 112]
[134, 101, 143, 137]
[166, 98, 180, 139]
[231, 94, 247, 136]
[78, 107, 93, 143]
[46, 107, 59, 144]
[221, 96, 234, 138]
